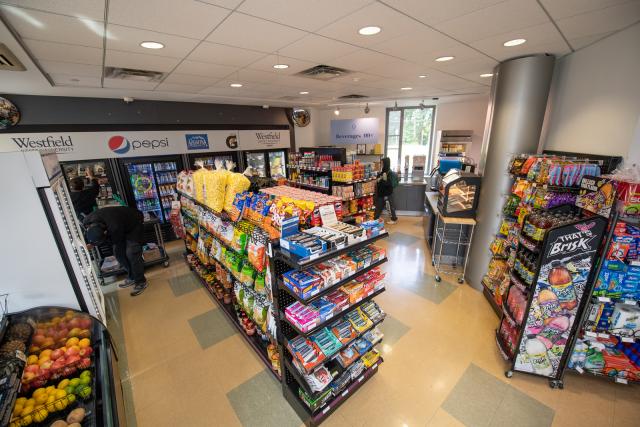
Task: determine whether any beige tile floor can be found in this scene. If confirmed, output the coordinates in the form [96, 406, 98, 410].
[105, 216, 640, 427]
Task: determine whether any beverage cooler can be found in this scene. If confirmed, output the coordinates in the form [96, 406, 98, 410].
[117, 156, 183, 224]
[186, 151, 240, 172]
[60, 159, 125, 208]
[0, 151, 105, 322]
[242, 149, 288, 179]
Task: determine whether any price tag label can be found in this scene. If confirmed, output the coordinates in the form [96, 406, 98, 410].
[342, 306, 348, 312]
[358, 376, 364, 383]
[336, 243, 345, 250]
[615, 377, 628, 384]
[623, 300, 636, 305]
[326, 313, 333, 321]
[322, 406, 331, 415]
[598, 333, 610, 339]
[280, 240, 290, 250]
[267, 242, 272, 257]
[575, 366, 584, 374]
[355, 297, 362, 303]
[309, 253, 319, 260]
[585, 331, 598, 338]
[621, 337, 634, 343]
[598, 296, 612, 303]
[341, 390, 349, 397]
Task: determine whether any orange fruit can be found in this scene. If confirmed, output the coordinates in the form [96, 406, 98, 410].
[65, 337, 79, 347]
[78, 338, 90, 348]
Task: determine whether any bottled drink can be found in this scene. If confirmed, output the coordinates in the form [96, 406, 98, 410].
[548, 264, 577, 310]
[525, 337, 554, 376]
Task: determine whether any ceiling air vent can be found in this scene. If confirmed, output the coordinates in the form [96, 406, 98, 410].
[104, 66, 165, 82]
[296, 64, 350, 81]
[0, 44, 26, 71]
[338, 94, 368, 99]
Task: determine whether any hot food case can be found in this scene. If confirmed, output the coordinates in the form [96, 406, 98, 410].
[437, 170, 481, 218]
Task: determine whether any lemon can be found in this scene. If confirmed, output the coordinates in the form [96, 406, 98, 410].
[12, 404, 23, 417]
[53, 398, 68, 412]
[15, 397, 27, 406]
[26, 355, 38, 365]
[67, 393, 76, 404]
[79, 375, 91, 386]
[77, 385, 92, 399]
[25, 399, 35, 408]
[45, 386, 56, 395]
[34, 394, 47, 405]
[20, 406, 33, 417]
[54, 389, 66, 399]
[19, 413, 32, 426]
[57, 379, 70, 390]
[80, 370, 91, 378]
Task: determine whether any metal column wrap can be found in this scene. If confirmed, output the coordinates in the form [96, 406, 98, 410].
[466, 54, 556, 289]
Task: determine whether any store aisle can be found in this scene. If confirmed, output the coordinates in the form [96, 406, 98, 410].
[105, 217, 640, 427]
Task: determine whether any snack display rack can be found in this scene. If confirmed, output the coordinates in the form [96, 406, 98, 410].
[176, 168, 389, 425]
[567, 199, 640, 384]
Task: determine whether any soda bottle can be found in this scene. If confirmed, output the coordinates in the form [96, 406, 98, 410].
[548, 264, 577, 310]
[525, 336, 554, 376]
[538, 288, 562, 323]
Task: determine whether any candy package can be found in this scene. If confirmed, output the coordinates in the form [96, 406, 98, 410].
[335, 344, 360, 368]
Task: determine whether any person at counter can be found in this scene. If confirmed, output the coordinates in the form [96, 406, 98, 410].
[374, 157, 398, 224]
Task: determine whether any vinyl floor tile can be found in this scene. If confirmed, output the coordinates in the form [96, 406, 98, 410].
[188, 308, 237, 349]
[492, 386, 554, 427]
[227, 370, 300, 427]
[388, 231, 420, 246]
[403, 273, 458, 304]
[168, 272, 201, 296]
[378, 314, 410, 347]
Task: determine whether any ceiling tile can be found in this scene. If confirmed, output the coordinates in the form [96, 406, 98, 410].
[154, 82, 208, 93]
[103, 78, 158, 90]
[50, 74, 101, 87]
[105, 50, 180, 72]
[24, 39, 103, 65]
[555, 2, 640, 40]
[317, 2, 426, 48]
[162, 73, 220, 86]
[278, 34, 360, 63]
[196, 0, 244, 10]
[540, 0, 632, 20]
[380, 0, 506, 25]
[0, 0, 105, 21]
[365, 59, 429, 80]
[331, 49, 397, 72]
[108, 0, 230, 39]
[39, 60, 102, 77]
[188, 42, 266, 67]
[206, 12, 307, 52]
[568, 31, 615, 50]
[246, 54, 316, 74]
[234, 68, 282, 84]
[470, 22, 569, 60]
[371, 27, 461, 61]
[237, 0, 371, 32]
[172, 60, 237, 78]
[106, 24, 199, 58]
[1, 6, 103, 47]
[433, 0, 549, 43]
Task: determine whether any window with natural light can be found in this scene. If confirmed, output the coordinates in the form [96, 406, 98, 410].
[384, 106, 435, 176]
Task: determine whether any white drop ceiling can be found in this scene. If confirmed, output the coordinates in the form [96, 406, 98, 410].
[0, 0, 638, 107]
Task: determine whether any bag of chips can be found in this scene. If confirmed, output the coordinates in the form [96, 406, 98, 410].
[224, 173, 251, 213]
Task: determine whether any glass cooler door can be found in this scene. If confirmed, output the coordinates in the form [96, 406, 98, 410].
[245, 152, 267, 177]
[152, 160, 178, 222]
[125, 162, 163, 222]
[268, 150, 287, 179]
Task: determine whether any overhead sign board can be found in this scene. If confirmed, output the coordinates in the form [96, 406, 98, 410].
[330, 118, 379, 145]
[0, 128, 290, 161]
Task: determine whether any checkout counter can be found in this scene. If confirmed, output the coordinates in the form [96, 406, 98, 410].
[392, 177, 428, 215]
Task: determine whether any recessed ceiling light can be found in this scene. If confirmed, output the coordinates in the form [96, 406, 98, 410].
[334, 107, 340, 116]
[299, 91, 309, 95]
[358, 26, 381, 36]
[435, 56, 454, 62]
[480, 73, 493, 78]
[140, 41, 164, 49]
[230, 83, 243, 88]
[400, 87, 413, 91]
[273, 64, 289, 69]
[503, 38, 526, 47]
[418, 75, 427, 78]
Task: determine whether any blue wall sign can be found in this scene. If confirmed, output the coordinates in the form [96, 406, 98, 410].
[330, 118, 379, 144]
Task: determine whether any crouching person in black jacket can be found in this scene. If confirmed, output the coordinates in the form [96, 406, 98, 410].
[83, 207, 148, 296]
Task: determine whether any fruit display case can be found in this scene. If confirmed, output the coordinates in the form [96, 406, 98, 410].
[0, 306, 123, 427]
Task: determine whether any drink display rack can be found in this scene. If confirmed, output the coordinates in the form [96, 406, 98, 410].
[178, 189, 389, 425]
[567, 211, 640, 386]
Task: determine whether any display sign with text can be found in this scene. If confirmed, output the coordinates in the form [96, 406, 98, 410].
[330, 118, 378, 145]
[0, 128, 290, 161]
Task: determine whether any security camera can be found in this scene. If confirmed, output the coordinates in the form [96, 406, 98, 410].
[432, 97, 439, 101]
[123, 96, 134, 104]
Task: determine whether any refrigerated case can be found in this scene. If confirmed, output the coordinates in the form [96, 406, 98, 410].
[0, 151, 105, 322]
[187, 151, 239, 172]
[118, 156, 183, 224]
[60, 159, 124, 208]
[243, 149, 288, 179]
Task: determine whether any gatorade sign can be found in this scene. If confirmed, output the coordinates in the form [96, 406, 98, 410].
[0, 129, 290, 161]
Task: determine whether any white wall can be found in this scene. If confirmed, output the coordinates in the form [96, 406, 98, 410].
[435, 95, 489, 164]
[294, 95, 489, 162]
[542, 23, 640, 162]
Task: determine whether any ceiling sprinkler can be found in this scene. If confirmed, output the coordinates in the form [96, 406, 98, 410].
[364, 103, 370, 114]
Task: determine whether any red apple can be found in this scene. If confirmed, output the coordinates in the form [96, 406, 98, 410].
[78, 347, 93, 358]
[69, 318, 81, 329]
[25, 364, 40, 374]
[50, 348, 64, 360]
[56, 328, 69, 340]
[36, 328, 46, 336]
[51, 359, 65, 371]
[66, 354, 81, 365]
[40, 360, 53, 370]
[32, 334, 46, 345]
[78, 357, 91, 369]
[62, 366, 76, 377]
[66, 347, 80, 357]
